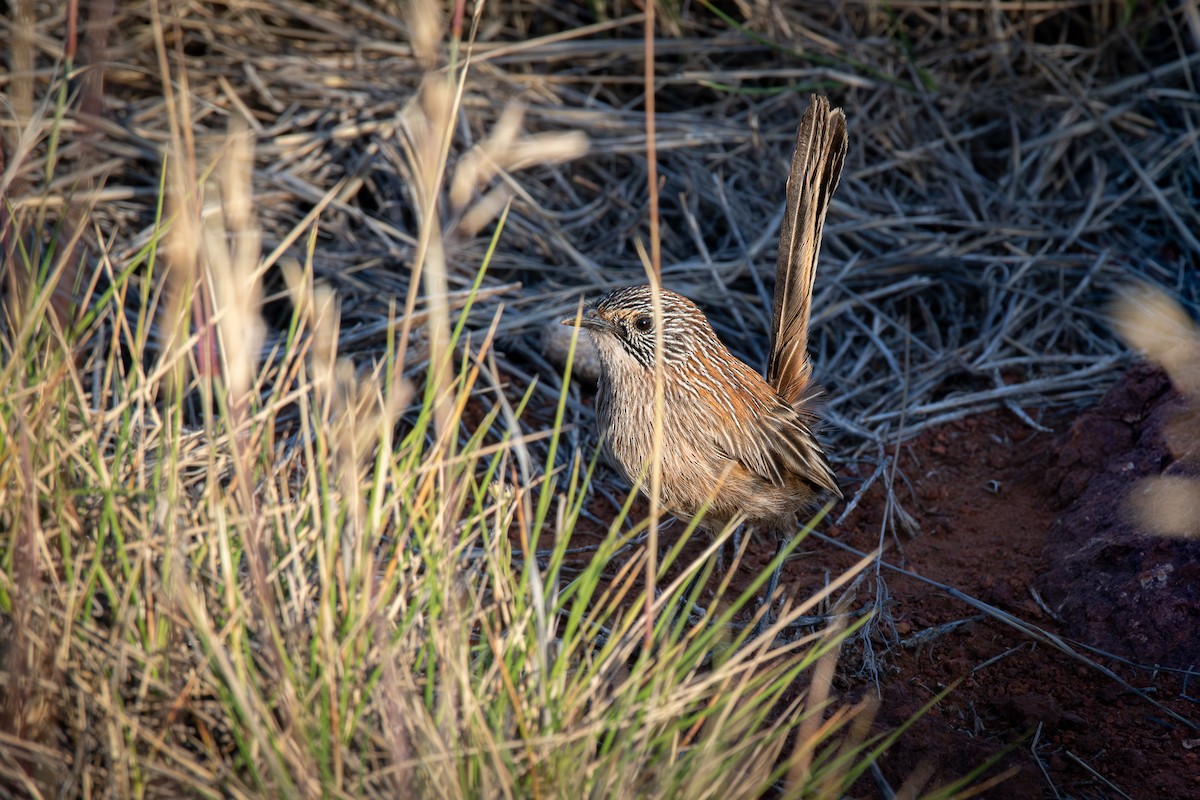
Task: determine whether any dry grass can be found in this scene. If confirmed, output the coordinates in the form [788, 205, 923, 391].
[7, 2, 1197, 437]
[1, 0, 1198, 796]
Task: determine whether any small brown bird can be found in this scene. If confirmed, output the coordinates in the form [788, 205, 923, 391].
[565, 96, 847, 613]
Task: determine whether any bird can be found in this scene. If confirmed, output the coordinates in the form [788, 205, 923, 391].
[563, 95, 847, 628]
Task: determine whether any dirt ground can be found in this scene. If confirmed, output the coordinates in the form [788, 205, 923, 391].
[557, 363, 1200, 798]
[781, 364, 1200, 798]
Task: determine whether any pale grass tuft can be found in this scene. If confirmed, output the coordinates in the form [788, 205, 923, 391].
[1130, 476, 1200, 539]
[1112, 283, 1200, 539]
[163, 131, 203, 382]
[450, 100, 589, 238]
[203, 119, 266, 402]
[1111, 283, 1200, 397]
[450, 103, 527, 209]
[408, 0, 444, 68]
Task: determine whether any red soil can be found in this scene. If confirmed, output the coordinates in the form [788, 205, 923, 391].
[811, 364, 1200, 798]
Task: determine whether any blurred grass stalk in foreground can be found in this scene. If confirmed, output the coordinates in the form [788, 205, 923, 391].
[0, 1, 979, 797]
[1111, 284, 1200, 539]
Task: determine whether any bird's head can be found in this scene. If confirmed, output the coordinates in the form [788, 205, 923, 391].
[560, 285, 718, 373]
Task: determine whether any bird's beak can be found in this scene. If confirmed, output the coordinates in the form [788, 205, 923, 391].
[560, 307, 616, 334]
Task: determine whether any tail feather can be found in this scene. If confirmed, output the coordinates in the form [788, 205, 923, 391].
[767, 96, 848, 405]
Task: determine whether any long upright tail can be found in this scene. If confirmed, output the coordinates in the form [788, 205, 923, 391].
[766, 96, 848, 405]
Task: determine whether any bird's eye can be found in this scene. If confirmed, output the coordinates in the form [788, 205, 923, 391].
[632, 314, 653, 333]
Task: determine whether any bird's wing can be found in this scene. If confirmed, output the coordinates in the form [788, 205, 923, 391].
[767, 95, 848, 405]
[712, 400, 842, 498]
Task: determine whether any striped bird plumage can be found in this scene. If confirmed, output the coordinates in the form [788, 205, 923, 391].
[567, 96, 848, 534]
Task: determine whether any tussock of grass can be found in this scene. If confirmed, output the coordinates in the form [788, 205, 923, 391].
[0, 116, 884, 794]
[0, 3, 905, 796]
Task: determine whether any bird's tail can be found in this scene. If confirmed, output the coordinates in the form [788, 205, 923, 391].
[767, 95, 848, 405]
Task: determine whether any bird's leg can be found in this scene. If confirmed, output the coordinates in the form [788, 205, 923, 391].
[750, 536, 789, 640]
[669, 569, 706, 633]
[718, 522, 743, 573]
